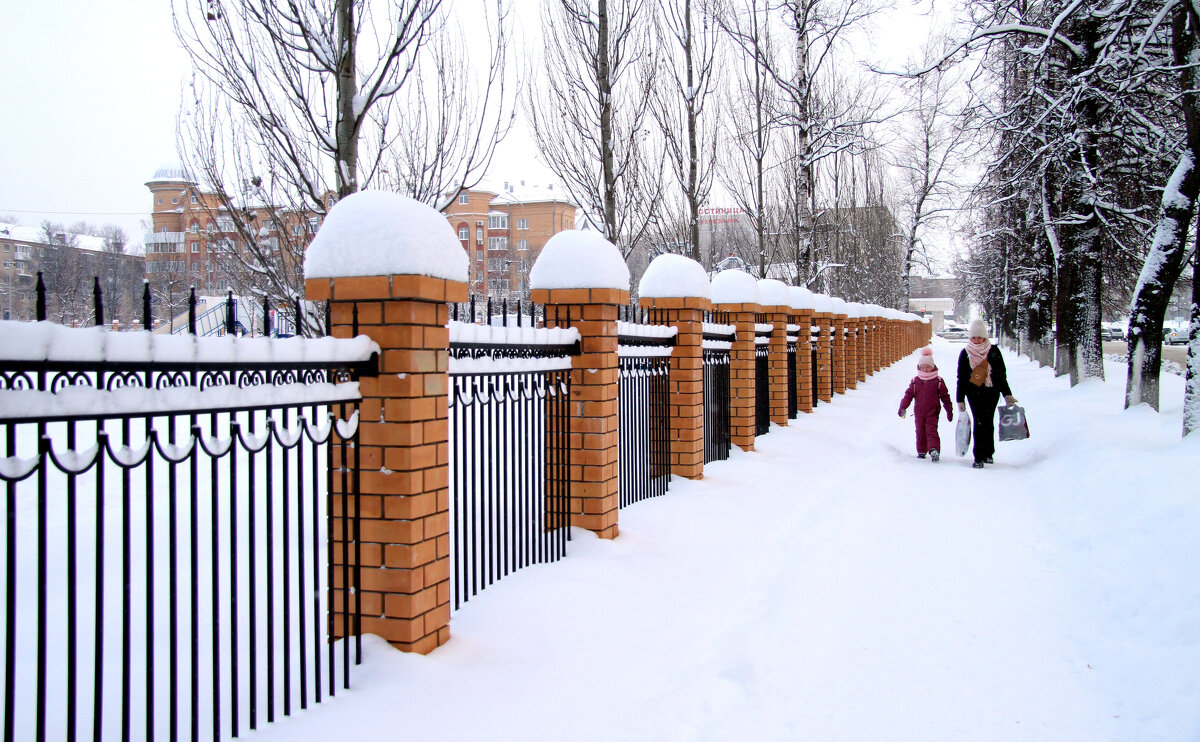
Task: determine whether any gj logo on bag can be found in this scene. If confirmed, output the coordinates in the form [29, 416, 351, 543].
[998, 404, 1030, 441]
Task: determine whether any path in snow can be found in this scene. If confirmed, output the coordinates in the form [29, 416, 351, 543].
[249, 340, 1197, 742]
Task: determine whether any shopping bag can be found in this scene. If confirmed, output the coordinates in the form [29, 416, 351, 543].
[998, 404, 1030, 442]
[955, 411, 972, 457]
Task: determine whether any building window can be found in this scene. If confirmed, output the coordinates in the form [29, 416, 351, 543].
[488, 214, 508, 229]
[488, 257, 507, 271]
[476, 226, 483, 243]
[192, 243, 200, 253]
[292, 225, 303, 236]
[190, 194, 198, 204]
[458, 225, 469, 240]
[488, 236, 508, 252]
[518, 239, 529, 251]
[172, 198, 179, 204]
[517, 218, 529, 230]
[459, 192, 469, 205]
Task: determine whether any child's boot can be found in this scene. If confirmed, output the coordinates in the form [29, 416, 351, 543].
[930, 449, 940, 462]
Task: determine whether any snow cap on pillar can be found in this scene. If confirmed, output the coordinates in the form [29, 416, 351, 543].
[788, 286, 816, 310]
[710, 269, 761, 305]
[828, 297, 849, 316]
[529, 230, 630, 290]
[757, 278, 791, 308]
[809, 293, 835, 314]
[638, 254, 709, 299]
[303, 189, 467, 281]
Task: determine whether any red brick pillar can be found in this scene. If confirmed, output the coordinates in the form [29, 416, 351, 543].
[844, 316, 858, 391]
[528, 230, 630, 539]
[712, 269, 761, 452]
[534, 287, 626, 539]
[814, 312, 833, 402]
[640, 297, 707, 479]
[305, 192, 470, 654]
[868, 315, 882, 374]
[792, 307, 814, 413]
[758, 279, 792, 427]
[830, 310, 846, 396]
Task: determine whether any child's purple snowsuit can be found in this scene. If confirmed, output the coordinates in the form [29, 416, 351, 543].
[899, 375, 953, 454]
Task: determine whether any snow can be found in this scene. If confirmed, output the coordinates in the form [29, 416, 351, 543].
[616, 321, 677, 340]
[241, 340, 1199, 742]
[788, 286, 816, 310]
[448, 321, 580, 347]
[303, 190, 468, 281]
[447, 356, 574, 375]
[528, 230, 630, 291]
[638, 254, 710, 299]
[616, 345, 674, 358]
[710, 269, 761, 305]
[757, 278, 791, 307]
[0, 321, 378, 364]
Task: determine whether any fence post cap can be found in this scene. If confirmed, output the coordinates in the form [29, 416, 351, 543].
[710, 269, 760, 306]
[639, 254, 709, 300]
[529, 230, 629, 292]
[304, 190, 467, 282]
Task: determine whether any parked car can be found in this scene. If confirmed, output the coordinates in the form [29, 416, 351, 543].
[1101, 323, 1125, 341]
[938, 327, 968, 341]
[1164, 324, 1188, 345]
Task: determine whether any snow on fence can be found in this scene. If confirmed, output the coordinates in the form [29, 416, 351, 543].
[615, 307, 676, 508]
[0, 320, 378, 742]
[446, 309, 580, 610]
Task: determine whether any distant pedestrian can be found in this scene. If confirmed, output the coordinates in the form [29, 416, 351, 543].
[898, 347, 953, 461]
[957, 319, 1018, 469]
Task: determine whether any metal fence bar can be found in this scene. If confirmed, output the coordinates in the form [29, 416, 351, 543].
[787, 340, 797, 420]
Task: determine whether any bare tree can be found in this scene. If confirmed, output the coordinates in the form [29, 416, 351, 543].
[651, 0, 722, 262]
[173, 0, 515, 312]
[893, 43, 971, 307]
[527, 0, 664, 256]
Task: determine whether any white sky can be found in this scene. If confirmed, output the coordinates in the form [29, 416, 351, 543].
[0, 0, 952, 250]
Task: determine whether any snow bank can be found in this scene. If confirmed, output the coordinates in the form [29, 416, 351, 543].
[303, 190, 468, 281]
[638, 254, 709, 299]
[529, 230, 629, 291]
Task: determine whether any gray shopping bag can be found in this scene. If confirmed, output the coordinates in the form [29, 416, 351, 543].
[998, 404, 1030, 442]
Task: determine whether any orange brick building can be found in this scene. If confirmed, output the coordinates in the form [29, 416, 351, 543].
[146, 168, 576, 303]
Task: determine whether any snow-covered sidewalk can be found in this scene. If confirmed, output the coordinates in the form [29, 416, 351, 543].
[252, 340, 1200, 741]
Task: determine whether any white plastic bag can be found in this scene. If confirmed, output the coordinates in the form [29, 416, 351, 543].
[955, 410, 972, 457]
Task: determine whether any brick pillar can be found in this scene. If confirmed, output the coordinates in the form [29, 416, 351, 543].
[717, 303, 760, 452]
[856, 318, 868, 382]
[764, 303, 790, 426]
[868, 316, 881, 374]
[814, 312, 833, 403]
[844, 319, 858, 391]
[640, 296, 707, 479]
[830, 313, 846, 396]
[533, 287, 626, 539]
[306, 273, 463, 654]
[793, 308, 814, 413]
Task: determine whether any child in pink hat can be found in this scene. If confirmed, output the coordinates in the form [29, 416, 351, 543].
[898, 347, 954, 461]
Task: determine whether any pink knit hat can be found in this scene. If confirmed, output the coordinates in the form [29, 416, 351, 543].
[917, 347, 936, 370]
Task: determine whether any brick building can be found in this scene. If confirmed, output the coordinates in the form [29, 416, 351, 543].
[146, 166, 576, 304]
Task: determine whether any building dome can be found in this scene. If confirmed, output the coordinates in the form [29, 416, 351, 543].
[147, 163, 195, 184]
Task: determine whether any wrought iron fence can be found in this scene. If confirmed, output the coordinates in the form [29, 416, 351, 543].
[616, 307, 673, 509]
[787, 328, 798, 420]
[702, 316, 734, 464]
[447, 304, 577, 610]
[755, 317, 771, 436]
[811, 325, 821, 408]
[0, 325, 376, 742]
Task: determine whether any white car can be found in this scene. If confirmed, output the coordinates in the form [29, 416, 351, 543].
[1164, 324, 1188, 345]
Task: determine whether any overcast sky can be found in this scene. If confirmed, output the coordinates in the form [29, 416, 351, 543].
[0, 0, 948, 250]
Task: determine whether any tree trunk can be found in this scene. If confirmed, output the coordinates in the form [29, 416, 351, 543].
[597, 0, 618, 246]
[1185, 247, 1199, 435]
[1126, 5, 1200, 411]
[335, 0, 358, 200]
[685, 0, 701, 263]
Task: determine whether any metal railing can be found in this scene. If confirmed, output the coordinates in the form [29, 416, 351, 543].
[755, 316, 771, 436]
[447, 299, 577, 610]
[0, 336, 376, 741]
[616, 307, 673, 509]
[811, 325, 821, 408]
[787, 331, 798, 420]
[702, 314, 733, 464]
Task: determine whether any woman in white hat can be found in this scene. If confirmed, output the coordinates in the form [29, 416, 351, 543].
[956, 318, 1017, 468]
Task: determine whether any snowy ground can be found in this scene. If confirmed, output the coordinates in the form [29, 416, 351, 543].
[250, 339, 1199, 742]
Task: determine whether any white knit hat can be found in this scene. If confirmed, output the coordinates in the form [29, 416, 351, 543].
[969, 318, 988, 339]
[917, 346, 936, 369]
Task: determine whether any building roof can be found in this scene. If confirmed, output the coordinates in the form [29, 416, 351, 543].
[146, 163, 197, 185]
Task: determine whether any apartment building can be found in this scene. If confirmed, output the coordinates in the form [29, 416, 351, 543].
[146, 166, 577, 303]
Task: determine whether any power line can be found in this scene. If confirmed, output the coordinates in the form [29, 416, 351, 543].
[0, 208, 147, 217]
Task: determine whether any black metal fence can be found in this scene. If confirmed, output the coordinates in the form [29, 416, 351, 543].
[787, 329, 798, 419]
[702, 316, 734, 464]
[447, 303, 577, 610]
[616, 306, 673, 509]
[811, 325, 821, 408]
[0, 332, 376, 741]
[755, 317, 771, 436]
